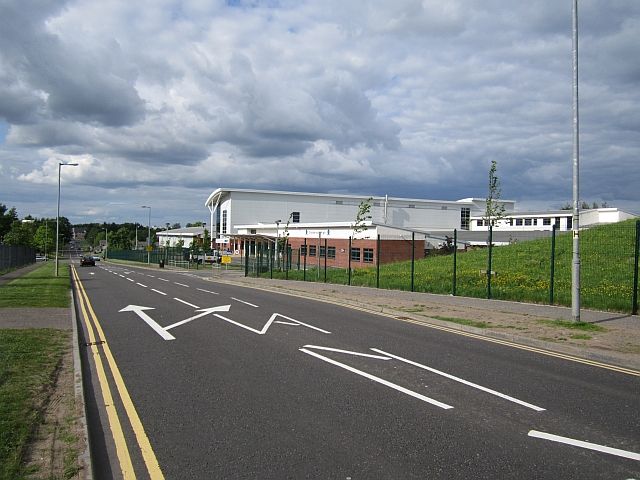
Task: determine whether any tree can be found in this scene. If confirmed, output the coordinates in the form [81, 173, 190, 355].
[353, 197, 373, 235]
[33, 223, 55, 254]
[484, 160, 505, 227]
[3, 221, 34, 246]
[0, 204, 19, 241]
[109, 227, 132, 250]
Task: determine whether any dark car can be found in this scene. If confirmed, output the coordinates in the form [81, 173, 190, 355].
[80, 255, 96, 266]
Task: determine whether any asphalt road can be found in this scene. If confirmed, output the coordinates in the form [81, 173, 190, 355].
[72, 262, 640, 479]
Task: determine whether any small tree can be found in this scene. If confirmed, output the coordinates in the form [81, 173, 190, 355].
[484, 161, 505, 227]
[353, 197, 373, 235]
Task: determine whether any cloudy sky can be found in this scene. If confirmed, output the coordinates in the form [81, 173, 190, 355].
[1, 0, 638, 226]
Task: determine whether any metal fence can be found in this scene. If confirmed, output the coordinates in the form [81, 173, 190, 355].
[0, 244, 36, 271]
[244, 219, 640, 315]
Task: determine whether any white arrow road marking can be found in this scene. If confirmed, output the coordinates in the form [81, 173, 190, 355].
[119, 305, 175, 341]
[299, 348, 453, 410]
[528, 430, 640, 461]
[371, 348, 545, 412]
[164, 305, 231, 331]
[213, 313, 331, 335]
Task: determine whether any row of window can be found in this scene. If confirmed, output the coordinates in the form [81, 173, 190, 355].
[300, 245, 374, 262]
[476, 217, 571, 228]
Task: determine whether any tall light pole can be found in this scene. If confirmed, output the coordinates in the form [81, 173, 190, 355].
[571, 0, 581, 322]
[142, 206, 151, 264]
[55, 162, 78, 277]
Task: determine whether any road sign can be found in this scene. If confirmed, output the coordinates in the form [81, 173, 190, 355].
[222, 255, 232, 264]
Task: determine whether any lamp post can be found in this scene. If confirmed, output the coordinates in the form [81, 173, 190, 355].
[274, 219, 281, 270]
[104, 224, 108, 259]
[142, 206, 151, 264]
[55, 162, 78, 277]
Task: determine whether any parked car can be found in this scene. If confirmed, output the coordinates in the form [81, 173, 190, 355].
[80, 255, 96, 266]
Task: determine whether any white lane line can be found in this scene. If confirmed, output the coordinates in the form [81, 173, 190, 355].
[119, 275, 125, 278]
[136, 283, 148, 288]
[275, 314, 331, 333]
[197, 288, 219, 295]
[300, 348, 453, 410]
[528, 430, 640, 461]
[305, 345, 392, 360]
[126, 278, 135, 282]
[371, 348, 545, 412]
[151, 289, 167, 296]
[174, 282, 189, 287]
[231, 297, 259, 308]
[146, 275, 155, 278]
[173, 298, 200, 309]
[275, 321, 299, 326]
[158, 278, 169, 282]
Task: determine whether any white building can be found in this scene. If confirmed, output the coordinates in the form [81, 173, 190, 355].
[156, 227, 205, 249]
[204, 188, 637, 252]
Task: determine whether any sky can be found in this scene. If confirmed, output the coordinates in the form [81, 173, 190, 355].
[1, 0, 639, 226]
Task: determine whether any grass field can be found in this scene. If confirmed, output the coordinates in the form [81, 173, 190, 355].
[259, 219, 639, 313]
[0, 262, 70, 308]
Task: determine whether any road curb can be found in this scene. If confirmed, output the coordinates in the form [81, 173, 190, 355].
[208, 277, 640, 373]
[70, 284, 94, 479]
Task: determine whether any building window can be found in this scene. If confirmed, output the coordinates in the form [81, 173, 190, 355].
[408, 204, 415, 209]
[509, 218, 514, 226]
[460, 207, 470, 230]
[516, 218, 523, 226]
[327, 246, 336, 259]
[477, 219, 484, 227]
[555, 217, 561, 227]
[222, 211, 228, 234]
[335, 200, 343, 205]
[309, 245, 316, 256]
[525, 219, 532, 226]
[319, 245, 326, 257]
[300, 245, 307, 256]
[567, 216, 572, 229]
[363, 248, 374, 263]
[250, 229, 256, 234]
[351, 247, 361, 261]
[292, 212, 300, 223]
[543, 218, 551, 226]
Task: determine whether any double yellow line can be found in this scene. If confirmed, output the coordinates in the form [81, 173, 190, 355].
[72, 266, 164, 479]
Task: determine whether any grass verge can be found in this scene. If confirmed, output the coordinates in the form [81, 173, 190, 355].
[537, 319, 606, 332]
[430, 315, 490, 329]
[0, 262, 70, 308]
[0, 329, 70, 480]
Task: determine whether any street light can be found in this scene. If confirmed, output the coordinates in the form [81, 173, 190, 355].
[142, 206, 151, 264]
[55, 162, 78, 277]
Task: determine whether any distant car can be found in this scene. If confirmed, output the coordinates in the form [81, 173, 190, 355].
[92, 255, 101, 261]
[35, 255, 47, 261]
[80, 255, 96, 266]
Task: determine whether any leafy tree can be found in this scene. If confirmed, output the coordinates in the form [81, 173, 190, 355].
[0, 204, 19, 241]
[353, 197, 373, 234]
[33, 223, 55, 254]
[109, 227, 132, 250]
[3, 221, 34, 246]
[484, 160, 505, 227]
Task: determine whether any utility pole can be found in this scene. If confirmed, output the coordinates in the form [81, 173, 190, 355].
[571, 0, 581, 322]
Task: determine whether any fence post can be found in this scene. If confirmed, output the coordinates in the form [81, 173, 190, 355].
[550, 224, 557, 305]
[244, 240, 249, 277]
[324, 238, 328, 283]
[269, 243, 273, 279]
[410, 232, 415, 292]
[633, 220, 639, 315]
[487, 225, 493, 299]
[303, 239, 307, 281]
[376, 234, 381, 289]
[348, 236, 352, 286]
[453, 229, 457, 296]
[285, 243, 289, 280]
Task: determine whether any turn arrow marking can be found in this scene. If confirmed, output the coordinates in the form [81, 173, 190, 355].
[119, 305, 175, 341]
[119, 304, 231, 340]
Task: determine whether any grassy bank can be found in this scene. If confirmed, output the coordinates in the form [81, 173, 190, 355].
[0, 262, 78, 479]
[261, 219, 638, 313]
[0, 262, 70, 308]
[0, 329, 70, 480]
